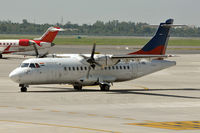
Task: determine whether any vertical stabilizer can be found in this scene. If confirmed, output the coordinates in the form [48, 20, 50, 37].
[129, 19, 174, 55]
[34, 27, 63, 43]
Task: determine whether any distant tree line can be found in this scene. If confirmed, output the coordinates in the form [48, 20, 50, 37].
[0, 19, 200, 37]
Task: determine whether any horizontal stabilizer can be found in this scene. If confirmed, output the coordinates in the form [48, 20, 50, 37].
[111, 54, 169, 59]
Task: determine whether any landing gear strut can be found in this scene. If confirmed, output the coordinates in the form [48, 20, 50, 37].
[100, 84, 110, 91]
[73, 85, 82, 91]
[19, 84, 28, 92]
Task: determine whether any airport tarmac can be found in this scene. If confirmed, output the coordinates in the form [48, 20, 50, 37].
[1, 46, 200, 133]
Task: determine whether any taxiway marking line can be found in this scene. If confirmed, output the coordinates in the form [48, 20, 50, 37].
[32, 108, 43, 111]
[0, 105, 136, 122]
[104, 116, 118, 119]
[123, 118, 136, 120]
[0, 106, 9, 108]
[87, 114, 97, 116]
[16, 107, 26, 109]
[144, 120, 156, 123]
[126, 121, 200, 130]
[0, 120, 121, 133]
[68, 112, 79, 114]
[50, 110, 61, 112]
[134, 85, 149, 90]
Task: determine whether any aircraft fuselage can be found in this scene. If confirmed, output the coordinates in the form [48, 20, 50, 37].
[9, 57, 176, 86]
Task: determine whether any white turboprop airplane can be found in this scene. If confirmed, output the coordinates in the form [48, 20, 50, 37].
[9, 19, 176, 92]
[0, 27, 64, 58]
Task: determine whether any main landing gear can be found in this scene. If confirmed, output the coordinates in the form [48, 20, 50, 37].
[73, 83, 111, 91]
[19, 84, 28, 92]
[73, 85, 82, 91]
[100, 84, 110, 91]
[0, 54, 2, 58]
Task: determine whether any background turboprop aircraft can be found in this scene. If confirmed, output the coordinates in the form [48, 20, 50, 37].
[9, 19, 176, 92]
[0, 27, 64, 58]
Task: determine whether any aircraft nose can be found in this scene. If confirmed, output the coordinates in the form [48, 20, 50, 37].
[9, 70, 21, 83]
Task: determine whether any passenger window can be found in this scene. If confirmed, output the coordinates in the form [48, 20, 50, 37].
[69, 67, 71, 71]
[116, 66, 118, 69]
[120, 66, 122, 69]
[124, 66, 126, 69]
[80, 66, 83, 71]
[127, 66, 130, 69]
[84, 66, 87, 70]
[108, 66, 111, 70]
[112, 66, 115, 69]
[105, 67, 107, 70]
[73, 67, 75, 71]
[64, 67, 67, 71]
[77, 67, 79, 71]
[29, 63, 35, 68]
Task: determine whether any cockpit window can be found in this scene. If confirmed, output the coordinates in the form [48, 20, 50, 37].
[21, 63, 29, 68]
[35, 63, 40, 68]
[29, 63, 35, 68]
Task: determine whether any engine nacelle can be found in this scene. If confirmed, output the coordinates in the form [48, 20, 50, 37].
[94, 55, 119, 67]
[29, 40, 54, 48]
[19, 39, 30, 46]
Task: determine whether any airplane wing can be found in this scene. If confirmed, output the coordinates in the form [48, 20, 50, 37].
[12, 51, 48, 58]
[0, 45, 12, 54]
[12, 52, 37, 56]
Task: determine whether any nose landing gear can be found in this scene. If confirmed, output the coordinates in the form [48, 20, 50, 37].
[19, 84, 28, 92]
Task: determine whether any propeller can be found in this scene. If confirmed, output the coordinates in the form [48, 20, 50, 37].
[80, 43, 102, 78]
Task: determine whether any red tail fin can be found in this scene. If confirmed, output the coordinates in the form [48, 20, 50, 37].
[34, 27, 62, 43]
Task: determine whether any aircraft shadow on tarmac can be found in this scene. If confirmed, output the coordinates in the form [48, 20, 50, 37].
[26, 87, 200, 99]
[108, 88, 200, 99]
[0, 57, 28, 60]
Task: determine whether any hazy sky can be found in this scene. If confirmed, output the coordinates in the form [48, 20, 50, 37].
[0, 0, 199, 26]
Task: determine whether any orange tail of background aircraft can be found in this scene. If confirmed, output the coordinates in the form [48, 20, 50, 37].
[34, 27, 64, 43]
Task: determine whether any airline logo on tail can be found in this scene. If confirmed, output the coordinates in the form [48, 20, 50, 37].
[34, 27, 64, 43]
[128, 19, 174, 55]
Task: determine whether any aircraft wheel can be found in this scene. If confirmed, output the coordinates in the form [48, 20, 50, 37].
[21, 87, 27, 92]
[100, 84, 110, 91]
[73, 85, 82, 91]
[0, 54, 2, 58]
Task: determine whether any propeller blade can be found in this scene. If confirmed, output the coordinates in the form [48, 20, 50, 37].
[86, 66, 91, 79]
[85, 43, 99, 78]
[91, 43, 96, 59]
[94, 61, 102, 67]
[79, 54, 88, 60]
